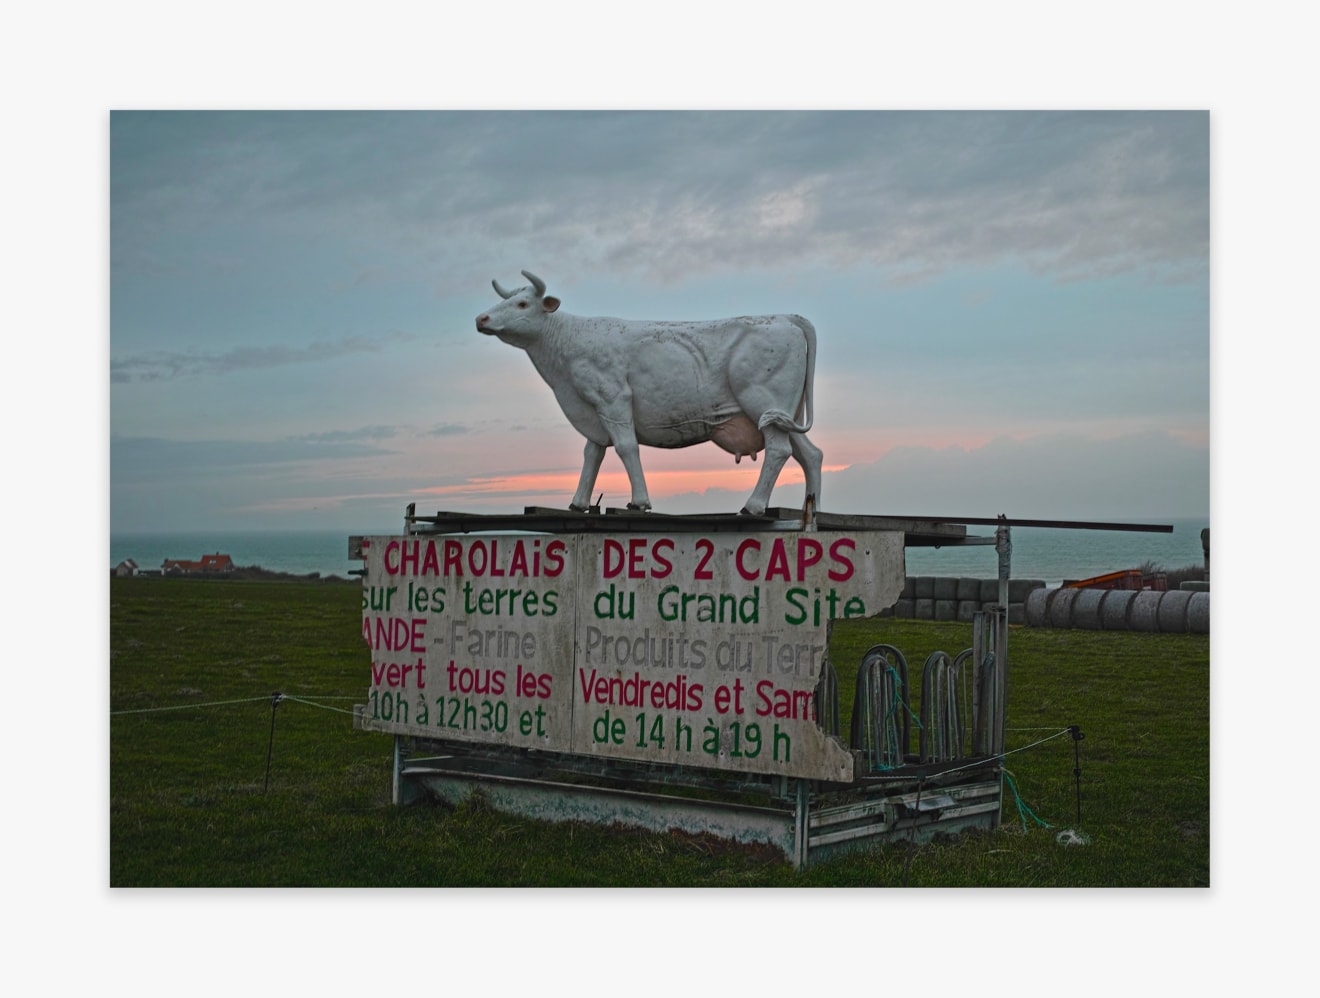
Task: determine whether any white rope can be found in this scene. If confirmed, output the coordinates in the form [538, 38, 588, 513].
[1006, 726, 1072, 731]
[111, 696, 274, 715]
[281, 695, 359, 716]
[1002, 727, 1074, 756]
[865, 725, 1074, 782]
[111, 693, 361, 716]
[286, 695, 359, 700]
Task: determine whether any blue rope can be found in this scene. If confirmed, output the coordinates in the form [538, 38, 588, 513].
[1002, 768, 1054, 831]
[872, 665, 922, 771]
[888, 666, 923, 730]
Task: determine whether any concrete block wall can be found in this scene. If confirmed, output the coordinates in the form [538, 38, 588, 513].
[1024, 587, 1209, 634]
[883, 577, 1046, 625]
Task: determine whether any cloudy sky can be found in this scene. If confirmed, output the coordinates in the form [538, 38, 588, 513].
[111, 110, 1208, 532]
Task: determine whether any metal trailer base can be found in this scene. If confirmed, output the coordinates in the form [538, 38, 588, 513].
[383, 734, 1002, 870]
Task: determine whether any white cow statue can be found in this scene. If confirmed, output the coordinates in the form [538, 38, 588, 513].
[476, 270, 823, 516]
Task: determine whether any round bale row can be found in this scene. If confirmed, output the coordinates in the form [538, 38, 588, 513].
[891, 578, 1045, 625]
[892, 600, 1034, 624]
[905, 577, 1044, 603]
[1024, 587, 1209, 633]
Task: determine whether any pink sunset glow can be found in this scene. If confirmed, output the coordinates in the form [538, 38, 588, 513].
[414, 462, 852, 504]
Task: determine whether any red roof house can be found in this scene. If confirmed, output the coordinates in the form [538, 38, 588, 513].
[161, 552, 235, 575]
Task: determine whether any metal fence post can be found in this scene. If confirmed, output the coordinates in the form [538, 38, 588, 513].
[392, 735, 402, 806]
[794, 779, 810, 869]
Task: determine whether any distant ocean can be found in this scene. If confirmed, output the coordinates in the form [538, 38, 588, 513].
[110, 530, 368, 580]
[110, 519, 1209, 588]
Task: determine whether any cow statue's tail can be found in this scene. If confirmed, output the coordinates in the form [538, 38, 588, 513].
[756, 315, 816, 434]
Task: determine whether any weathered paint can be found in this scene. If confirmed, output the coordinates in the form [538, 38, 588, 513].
[358, 529, 904, 781]
[358, 533, 577, 756]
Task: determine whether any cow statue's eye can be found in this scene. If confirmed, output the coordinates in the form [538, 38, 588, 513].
[517, 301, 528, 308]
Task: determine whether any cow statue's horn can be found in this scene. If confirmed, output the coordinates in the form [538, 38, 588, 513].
[492, 278, 514, 300]
[522, 270, 546, 298]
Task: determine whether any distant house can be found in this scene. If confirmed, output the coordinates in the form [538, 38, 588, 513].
[161, 552, 236, 575]
[114, 558, 139, 577]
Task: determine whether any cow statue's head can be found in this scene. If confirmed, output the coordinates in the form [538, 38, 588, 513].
[475, 270, 561, 345]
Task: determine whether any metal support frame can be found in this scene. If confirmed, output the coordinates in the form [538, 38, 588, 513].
[392, 734, 402, 806]
[384, 732, 1005, 868]
[794, 780, 811, 868]
[995, 522, 1011, 761]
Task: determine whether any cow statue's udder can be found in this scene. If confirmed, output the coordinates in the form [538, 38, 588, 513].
[710, 414, 764, 463]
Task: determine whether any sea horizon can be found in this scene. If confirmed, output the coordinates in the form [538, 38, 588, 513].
[110, 516, 1209, 588]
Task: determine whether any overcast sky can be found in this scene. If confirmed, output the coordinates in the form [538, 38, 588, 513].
[110, 110, 1208, 532]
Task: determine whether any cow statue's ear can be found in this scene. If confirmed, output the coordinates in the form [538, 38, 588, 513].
[543, 296, 561, 313]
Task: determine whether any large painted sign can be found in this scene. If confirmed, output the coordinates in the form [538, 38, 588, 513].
[358, 530, 903, 780]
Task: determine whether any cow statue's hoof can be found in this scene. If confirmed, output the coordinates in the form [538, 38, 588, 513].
[626, 502, 652, 512]
[569, 503, 589, 512]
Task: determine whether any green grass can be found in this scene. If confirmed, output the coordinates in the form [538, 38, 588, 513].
[110, 577, 1209, 887]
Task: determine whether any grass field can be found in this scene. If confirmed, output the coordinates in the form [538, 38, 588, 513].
[109, 576, 1209, 887]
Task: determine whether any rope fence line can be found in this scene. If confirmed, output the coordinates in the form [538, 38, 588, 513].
[111, 696, 276, 715]
[111, 696, 1075, 760]
[1005, 726, 1073, 731]
[112, 698, 1076, 768]
[111, 693, 362, 717]
[282, 695, 359, 717]
[110, 690, 371, 795]
[111, 692, 1084, 829]
[863, 724, 1075, 784]
[1003, 726, 1075, 756]
[859, 725, 1083, 834]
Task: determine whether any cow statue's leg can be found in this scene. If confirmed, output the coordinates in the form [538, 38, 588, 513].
[615, 439, 653, 511]
[789, 431, 824, 508]
[726, 329, 818, 516]
[570, 439, 608, 511]
[602, 417, 652, 511]
[742, 425, 794, 516]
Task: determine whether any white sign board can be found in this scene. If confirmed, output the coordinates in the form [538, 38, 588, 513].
[359, 530, 903, 781]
